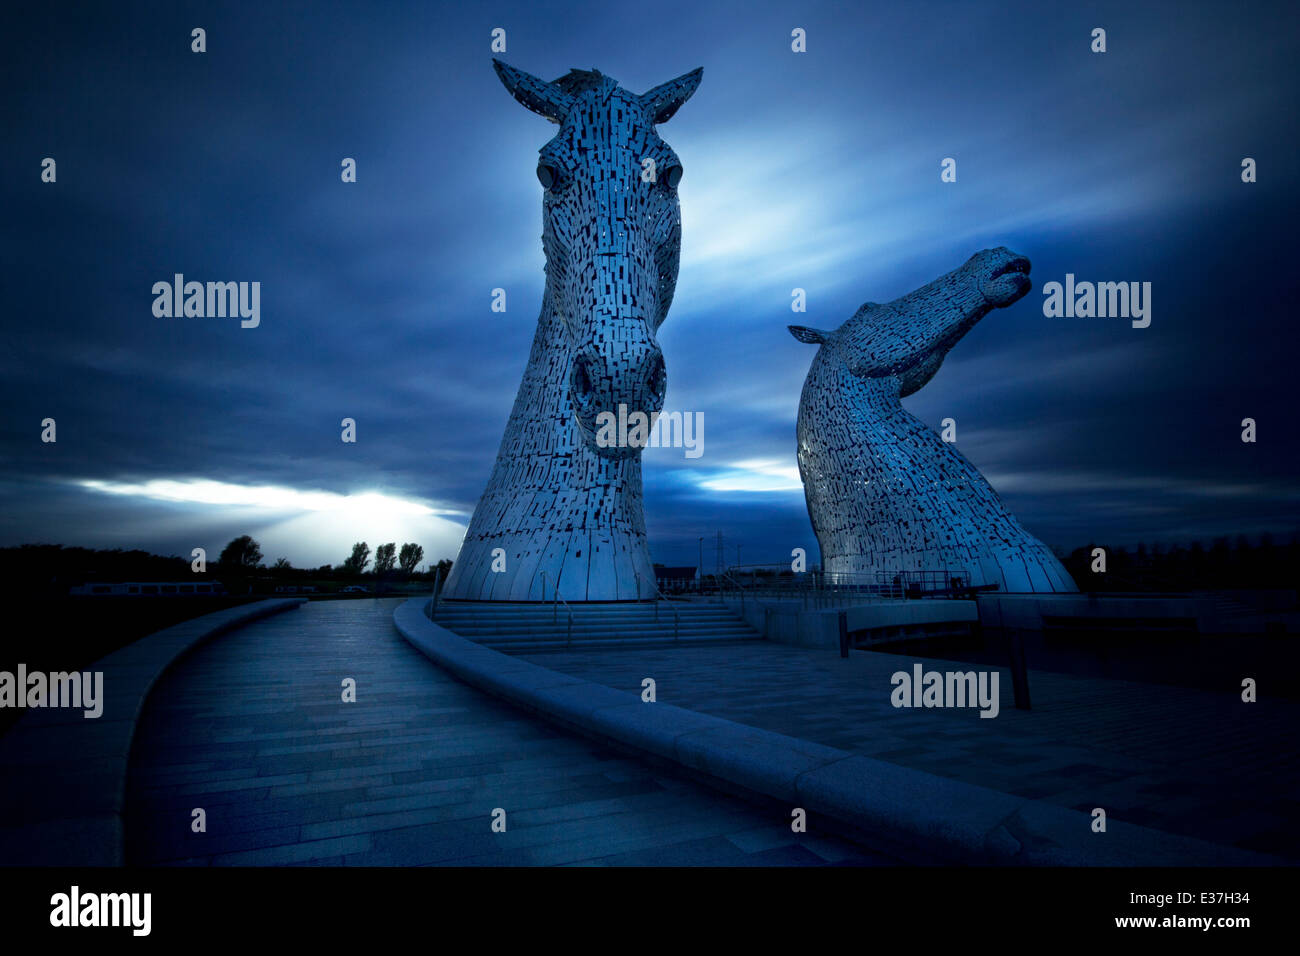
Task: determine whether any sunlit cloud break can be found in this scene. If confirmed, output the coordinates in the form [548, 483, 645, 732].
[696, 459, 804, 493]
[75, 478, 454, 519]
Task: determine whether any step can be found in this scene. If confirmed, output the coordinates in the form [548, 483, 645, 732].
[440, 620, 751, 634]
[432, 599, 760, 645]
[435, 616, 742, 628]
[481, 635, 763, 651]
[477, 629, 757, 641]
[446, 626, 759, 639]
[435, 602, 729, 613]
[435, 610, 740, 622]
[434, 609, 734, 622]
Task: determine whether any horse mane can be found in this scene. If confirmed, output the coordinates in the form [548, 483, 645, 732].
[552, 68, 610, 96]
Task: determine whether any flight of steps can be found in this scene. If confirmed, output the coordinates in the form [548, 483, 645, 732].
[431, 599, 762, 651]
[1208, 594, 1260, 620]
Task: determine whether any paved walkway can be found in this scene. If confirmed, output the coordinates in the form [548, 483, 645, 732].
[515, 641, 1300, 859]
[124, 600, 890, 866]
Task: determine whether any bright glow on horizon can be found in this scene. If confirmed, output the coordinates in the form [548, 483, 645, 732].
[71, 477, 468, 571]
[696, 459, 804, 493]
[76, 478, 448, 519]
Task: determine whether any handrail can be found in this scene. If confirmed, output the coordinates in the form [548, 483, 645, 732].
[541, 571, 574, 645]
[718, 570, 748, 616]
[714, 567, 977, 611]
[651, 582, 680, 643]
[428, 566, 444, 621]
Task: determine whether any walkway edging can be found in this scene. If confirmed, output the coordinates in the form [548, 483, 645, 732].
[0, 598, 305, 866]
[395, 598, 1278, 866]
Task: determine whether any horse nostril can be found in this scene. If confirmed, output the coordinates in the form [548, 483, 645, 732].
[571, 357, 595, 409]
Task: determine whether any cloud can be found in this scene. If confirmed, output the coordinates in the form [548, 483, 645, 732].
[693, 458, 805, 493]
[74, 478, 460, 517]
[63, 477, 469, 570]
[1, 0, 1296, 570]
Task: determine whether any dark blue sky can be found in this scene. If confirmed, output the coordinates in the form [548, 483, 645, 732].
[2, 1, 1297, 571]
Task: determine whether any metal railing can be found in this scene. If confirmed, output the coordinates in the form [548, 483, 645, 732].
[718, 570, 747, 615]
[714, 567, 982, 611]
[540, 571, 574, 645]
[427, 566, 444, 621]
[652, 582, 681, 643]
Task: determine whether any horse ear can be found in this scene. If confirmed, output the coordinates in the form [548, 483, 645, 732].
[493, 59, 576, 124]
[788, 325, 830, 345]
[640, 67, 703, 123]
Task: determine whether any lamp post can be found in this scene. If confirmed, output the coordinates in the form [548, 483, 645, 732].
[697, 536, 704, 594]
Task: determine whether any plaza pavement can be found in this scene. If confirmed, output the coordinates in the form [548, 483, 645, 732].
[513, 639, 1300, 860]
[124, 599, 891, 866]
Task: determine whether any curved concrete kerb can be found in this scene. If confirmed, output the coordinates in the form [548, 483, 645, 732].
[395, 598, 1277, 866]
[0, 598, 305, 866]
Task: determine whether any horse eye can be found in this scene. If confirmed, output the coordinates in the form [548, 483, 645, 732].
[663, 165, 683, 188]
[536, 163, 558, 189]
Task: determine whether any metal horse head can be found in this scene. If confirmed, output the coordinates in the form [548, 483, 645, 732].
[494, 60, 702, 459]
[789, 247, 1031, 398]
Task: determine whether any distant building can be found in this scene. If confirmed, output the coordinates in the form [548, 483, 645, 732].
[68, 581, 226, 596]
[653, 565, 697, 594]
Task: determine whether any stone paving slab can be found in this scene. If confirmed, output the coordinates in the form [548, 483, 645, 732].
[398, 600, 1272, 865]
[123, 599, 889, 866]
[0, 598, 305, 866]
[514, 640, 1300, 860]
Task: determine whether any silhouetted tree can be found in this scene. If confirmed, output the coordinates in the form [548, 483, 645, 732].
[398, 543, 424, 576]
[342, 542, 370, 576]
[374, 542, 397, 575]
[219, 535, 263, 569]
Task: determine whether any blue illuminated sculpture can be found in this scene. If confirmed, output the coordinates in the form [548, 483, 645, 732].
[790, 248, 1078, 593]
[441, 61, 702, 602]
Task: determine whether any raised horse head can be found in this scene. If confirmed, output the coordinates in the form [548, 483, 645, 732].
[494, 59, 702, 459]
[789, 247, 1032, 398]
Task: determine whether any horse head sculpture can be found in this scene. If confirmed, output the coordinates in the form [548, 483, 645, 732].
[440, 62, 702, 602]
[789, 247, 1077, 594]
[495, 60, 701, 459]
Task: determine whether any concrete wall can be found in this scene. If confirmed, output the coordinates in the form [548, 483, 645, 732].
[732, 591, 1295, 644]
[978, 592, 1213, 632]
[722, 594, 978, 648]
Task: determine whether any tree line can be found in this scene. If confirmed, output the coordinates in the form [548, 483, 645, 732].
[1060, 533, 1300, 591]
[218, 536, 451, 581]
[0, 539, 453, 597]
